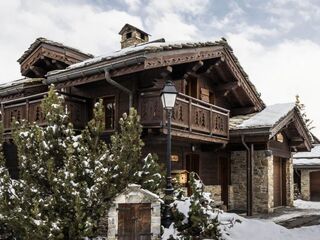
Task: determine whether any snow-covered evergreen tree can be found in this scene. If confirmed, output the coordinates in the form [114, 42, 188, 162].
[168, 172, 222, 240]
[0, 86, 164, 239]
[295, 95, 315, 132]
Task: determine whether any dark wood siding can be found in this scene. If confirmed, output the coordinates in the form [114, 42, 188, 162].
[273, 157, 282, 207]
[310, 171, 320, 201]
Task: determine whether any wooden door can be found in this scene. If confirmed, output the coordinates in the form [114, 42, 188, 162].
[273, 157, 282, 207]
[310, 171, 320, 201]
[273, 157, 287, 207]
[186, 154, 200, 175]
[281, 160, 287, 205]
[117, 203, 152, 240]
[186, 154, 200, 196]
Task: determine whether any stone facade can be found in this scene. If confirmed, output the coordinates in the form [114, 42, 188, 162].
[252, 150, 273, 214]
[230, 151, 247, 211]
[107, 184, 162, 240]
[204, 185, 222, 203]
[230, 150, 293, 214]
[285, 158, 294, 206]
[301, 169, 311, 200]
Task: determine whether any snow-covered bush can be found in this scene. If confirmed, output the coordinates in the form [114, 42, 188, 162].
[0, 86, 164, 239]
[163, 172, 222, 240]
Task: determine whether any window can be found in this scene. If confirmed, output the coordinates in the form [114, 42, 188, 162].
[103, 96, 116, 130]
[126, 32, 132, 39]
[275, 133, 284, 143]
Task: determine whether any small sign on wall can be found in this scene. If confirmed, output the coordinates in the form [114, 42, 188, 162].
[171, 155, 179, 162]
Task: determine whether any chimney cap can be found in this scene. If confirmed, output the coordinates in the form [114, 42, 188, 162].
[119, 23, 151, 36]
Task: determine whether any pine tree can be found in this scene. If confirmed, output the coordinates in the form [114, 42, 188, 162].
[109, 108, 164, 193]
[171, 172, 222, 240]
[295, 95, 315, 131]
[0, 86, 164, 239]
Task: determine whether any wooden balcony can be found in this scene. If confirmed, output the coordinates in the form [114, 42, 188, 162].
[1, 92, 88, 133]
[139, 91, 229, 143]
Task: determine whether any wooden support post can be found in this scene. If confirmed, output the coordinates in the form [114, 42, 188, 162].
[26, 99, 29, 122]
[189, 99, 192, 132]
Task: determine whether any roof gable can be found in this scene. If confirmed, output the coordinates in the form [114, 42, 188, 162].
[46, 39, 265, 111]
[230, 103, 312, 151]
[230, 103, 295, 130]
[18, 37, 93, 78]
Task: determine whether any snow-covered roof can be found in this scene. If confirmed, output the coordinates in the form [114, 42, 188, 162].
[46, 38, 264, 109]
[18, 37, 93, 63]
[294, 144, 320, 159]
[293, 158, 320, 166]
[230, 103, 296, 130]
[47, 39, 230, 75]
[0, 77, 44, 96]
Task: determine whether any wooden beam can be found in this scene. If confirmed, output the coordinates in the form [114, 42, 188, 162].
[160, 66, 173, 80]
[55, 61, 65, 69]
[232, 106, 258, 115]
[191, 61, 204, 72]
[30, 66, 46, 77]
[214, 60, 230, 82]
[44, 58, 52, 67]
[216, 81, 240, 92]
[183, 61, 204, 80]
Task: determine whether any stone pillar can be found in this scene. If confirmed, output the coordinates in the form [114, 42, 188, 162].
[267, 153, 274, 211]
[204, 185, 222, 203]
[253, 150, 273, 214]
[228, 185, 234, 209]
[230, 151, 247, 211]
[301, 170, 310, 200]
[230, 150, 274, 214]
[286, 158, 294, 206]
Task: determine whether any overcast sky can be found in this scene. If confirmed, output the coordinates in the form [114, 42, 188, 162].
[1, 0, 320, 136]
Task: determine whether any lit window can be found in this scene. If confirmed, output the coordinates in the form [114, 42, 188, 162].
[276, 133, 284, 143]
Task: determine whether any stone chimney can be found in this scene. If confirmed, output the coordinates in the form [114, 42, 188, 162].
[119, 24, 150, 49]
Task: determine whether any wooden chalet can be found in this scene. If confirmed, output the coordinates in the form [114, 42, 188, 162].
[0, 24, 313, 214]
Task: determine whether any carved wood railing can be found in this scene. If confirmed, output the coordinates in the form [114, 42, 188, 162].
[1, 92, 88, 132]
[139, 91, 229, 140]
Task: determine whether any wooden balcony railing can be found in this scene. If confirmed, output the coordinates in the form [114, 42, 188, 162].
[139, 91, 229, 142]
[1, 92, 88, 132]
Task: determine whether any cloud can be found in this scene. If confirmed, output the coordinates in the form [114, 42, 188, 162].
[0, 0, 142, 82]
[227, 34, 320, 135]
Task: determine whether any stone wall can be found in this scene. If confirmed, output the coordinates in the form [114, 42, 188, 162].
[301, 170, 310, 200]
[230, 150, 274, 214]
[253, 150, 273, 214]
[204, 185, 221, 203]
[230, 151, 247, 211]
[285, 158, 294, 206]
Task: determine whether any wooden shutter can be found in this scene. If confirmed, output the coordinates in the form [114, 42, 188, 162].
[200, 88, 209, 102]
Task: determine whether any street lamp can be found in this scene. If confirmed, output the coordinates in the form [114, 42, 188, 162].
[161, 80, 178, 228]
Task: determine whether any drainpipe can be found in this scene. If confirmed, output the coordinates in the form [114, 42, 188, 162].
[241, 135, 253, 216]
[104, 69, 132, 109]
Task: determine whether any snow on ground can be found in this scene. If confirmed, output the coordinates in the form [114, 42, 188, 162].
[163, 200, 320, 240]
[294, 199, 320, 209]
[222, 212, 320, 240]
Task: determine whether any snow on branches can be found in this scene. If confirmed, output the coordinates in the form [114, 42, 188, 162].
[0, 86, 164, 239]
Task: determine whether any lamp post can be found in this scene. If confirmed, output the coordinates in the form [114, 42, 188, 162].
[161, 80, 178, 228]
